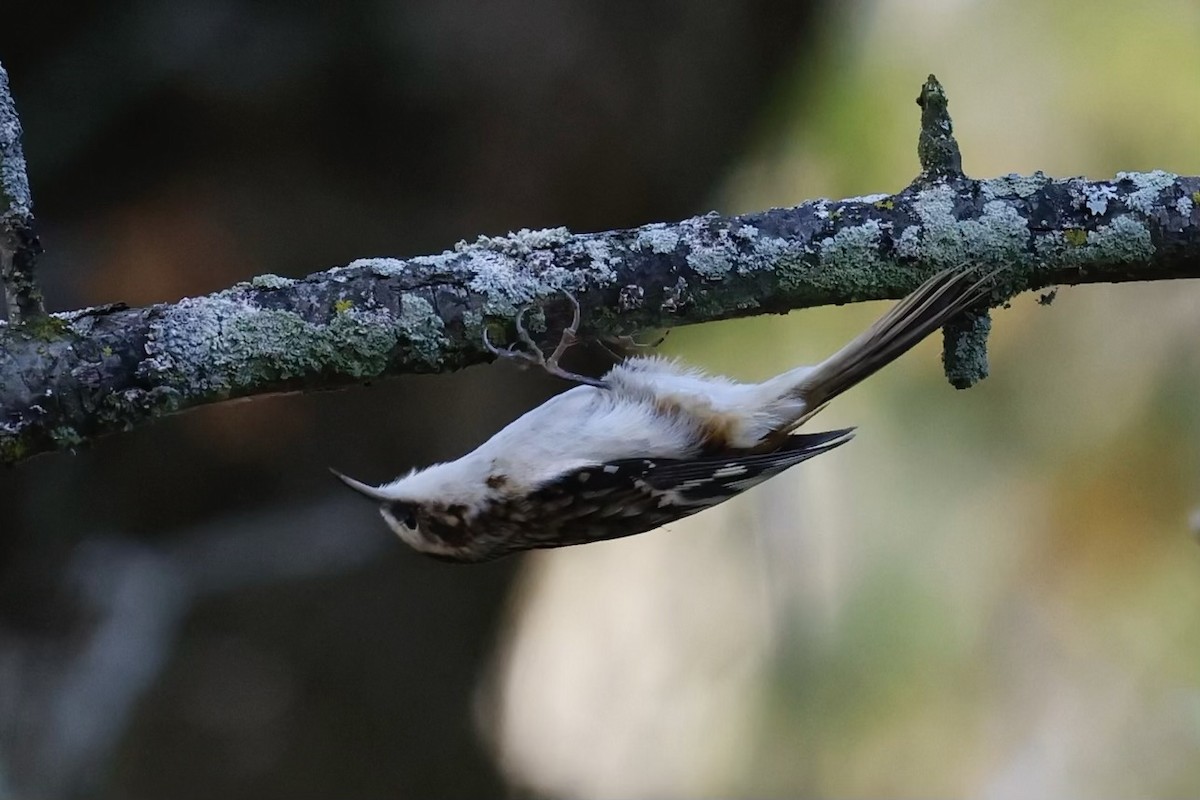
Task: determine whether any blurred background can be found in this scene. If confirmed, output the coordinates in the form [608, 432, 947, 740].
[2, 1, 1199, 797]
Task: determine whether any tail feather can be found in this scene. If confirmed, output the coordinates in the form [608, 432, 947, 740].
[795, 267, 995, 408]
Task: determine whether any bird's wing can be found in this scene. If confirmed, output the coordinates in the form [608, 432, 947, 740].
[486, 427, 855, 553]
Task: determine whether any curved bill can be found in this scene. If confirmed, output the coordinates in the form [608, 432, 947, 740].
[329, 467, 391, 502]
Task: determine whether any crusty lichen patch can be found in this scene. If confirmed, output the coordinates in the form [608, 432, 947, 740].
[681, 213, 740, 280]
[634, 223, 681, 254]
[248, 273, 296, 290]
[460, 226, 573, 256]
[465, 248, 582, 314]
[1036, 215, 1154, 267]
[359, 226, 625, 317]
[142, 289, 447, 398]
[980, 172, 1051, 200]
[394, 294, 448, 367]
[1075, 182, 1119, 216]
[913, 186, 1030, 268]
[814, 219, 888, 291]
[942, 311, 991, 389]
[1117, 169, 1178, 214]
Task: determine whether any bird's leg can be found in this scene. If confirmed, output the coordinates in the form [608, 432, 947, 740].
[598, 330, 668, 360]
[483, 291, 607, 388]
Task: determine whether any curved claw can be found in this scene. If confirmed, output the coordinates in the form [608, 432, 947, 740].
[484, 325, 541, 368]
[512, 306, 543, 358]
[482, 326, 502, 356]
[480, 290, 608, 388]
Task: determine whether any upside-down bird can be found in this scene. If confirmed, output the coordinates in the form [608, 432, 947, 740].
[333, 268, 994, 562]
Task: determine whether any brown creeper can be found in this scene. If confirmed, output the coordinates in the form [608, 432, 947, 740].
[333, 268, 994, 562]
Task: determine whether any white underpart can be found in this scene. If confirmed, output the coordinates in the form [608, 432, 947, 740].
[604, 356, 814, 444]
[369, 354, 822, 518]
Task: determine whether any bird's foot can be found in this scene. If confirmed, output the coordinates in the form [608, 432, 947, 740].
[484, 291, 607, 387]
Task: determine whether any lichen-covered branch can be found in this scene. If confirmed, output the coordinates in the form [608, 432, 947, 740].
[3, 166, 1198, 464]
[0, 61, 44, 324]
[2, 75, 1199, 464]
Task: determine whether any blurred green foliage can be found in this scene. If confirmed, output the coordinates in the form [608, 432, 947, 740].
[496, 2, 1200, 797]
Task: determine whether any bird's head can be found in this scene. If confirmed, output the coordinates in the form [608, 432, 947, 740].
[329, 467, 487, 561]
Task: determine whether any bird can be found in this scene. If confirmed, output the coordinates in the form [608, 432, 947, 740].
[332, 267, 995, 562]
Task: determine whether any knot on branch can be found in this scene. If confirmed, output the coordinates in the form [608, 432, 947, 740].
[915, 74, 964, 183]
[941, 308, 991, 389]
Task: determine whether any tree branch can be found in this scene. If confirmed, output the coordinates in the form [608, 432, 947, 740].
[2, 75, 1199, 464]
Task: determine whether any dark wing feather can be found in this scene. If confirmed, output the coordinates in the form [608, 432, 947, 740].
[483, 428, 855, 554]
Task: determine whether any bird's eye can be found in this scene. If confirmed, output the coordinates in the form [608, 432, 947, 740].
[385, 503, 418, 530]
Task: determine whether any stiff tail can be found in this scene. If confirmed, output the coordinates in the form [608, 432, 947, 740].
[795, 267, 995, 409]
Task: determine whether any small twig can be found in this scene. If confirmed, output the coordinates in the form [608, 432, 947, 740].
[914, 74, 993, 387]
[0, 60, 45, 323]
[915, 74, 964, 182]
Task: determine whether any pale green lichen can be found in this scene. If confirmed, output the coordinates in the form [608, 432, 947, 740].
[457, 226, 573, 256]
[685, 245, 735, 279]
[249, 273, 296, 290]
[394, 295, 448, 367]
[980, 172, 1051, 200]
[50, 425, 84, 449]
[1175, 194, 1194, 216]
[766, 217, 898, 301]
[1085, 216, 1154, 261]
[684, 226, 739, 280]
[465, 249, 579, 313]
[675, 212, 741, 281]
[582, 240, 618, 282]
[895, 226, 921, 259]
[844, 192, 890, 204]
[143, 290, 448, 397]
[913, 186, 1030, 268]
[1078, 183, 1118, 216]
[1116, 169, 1177, 214]
[634, 224, 681, 254]
[745, 232, 800, 271]
[681, 221, 800, 285]
[1035, 215, 1154, 267]
[818, 219, 886, 277]
[461, 308, 483, 333]
[346, 257, 412, 278]
[942, 312, 991, 389]
[438, 227, 628, 314]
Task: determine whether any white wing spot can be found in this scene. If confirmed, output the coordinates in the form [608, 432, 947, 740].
[603, 465, 620, 474]
[712, 464, 749, 478]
